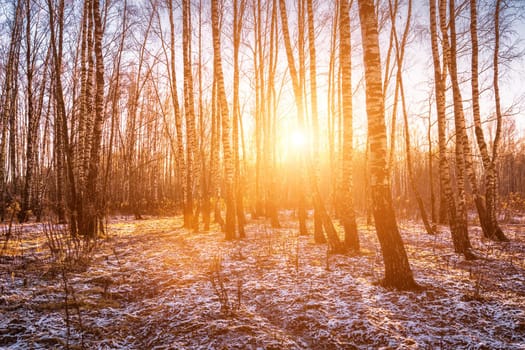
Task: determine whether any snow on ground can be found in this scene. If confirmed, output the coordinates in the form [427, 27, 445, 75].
[1, 214, 524, 349]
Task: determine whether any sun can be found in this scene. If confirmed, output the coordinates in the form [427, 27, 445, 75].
[277, 126, 311, 161]
[290, 129, 308, 149]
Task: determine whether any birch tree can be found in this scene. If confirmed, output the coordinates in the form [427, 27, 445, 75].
[357, 0, 417, 288]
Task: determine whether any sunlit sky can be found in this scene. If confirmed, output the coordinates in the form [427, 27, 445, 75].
[269, 0, 525, 154]
[0, 0, 523, 148]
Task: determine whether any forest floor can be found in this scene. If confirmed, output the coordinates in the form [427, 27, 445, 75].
[1, 213, 525, 349]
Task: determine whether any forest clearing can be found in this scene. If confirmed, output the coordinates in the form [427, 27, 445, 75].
[1, 214, 525, 349]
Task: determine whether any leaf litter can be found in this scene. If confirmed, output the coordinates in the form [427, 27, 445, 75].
[1, 214, 524, 349]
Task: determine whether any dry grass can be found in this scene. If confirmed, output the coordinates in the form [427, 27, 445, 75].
[1, 214, 524, 349]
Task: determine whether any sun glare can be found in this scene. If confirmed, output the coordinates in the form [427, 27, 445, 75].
[290, 129, 308, 149]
